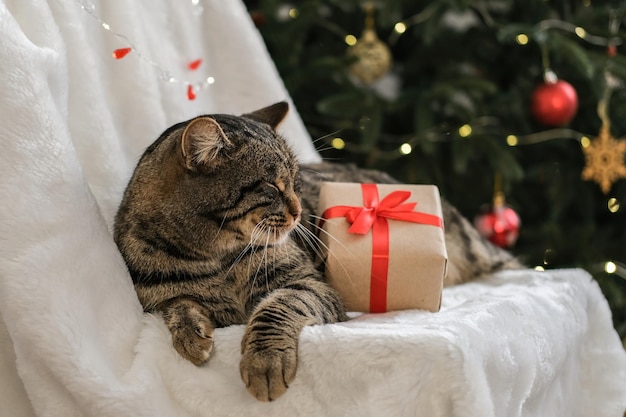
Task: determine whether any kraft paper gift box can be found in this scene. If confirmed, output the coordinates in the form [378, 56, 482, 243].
[316, 182, 448, 313]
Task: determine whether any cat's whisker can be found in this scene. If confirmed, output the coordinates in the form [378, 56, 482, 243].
[318, 156, 344, 162]
[313, 145, 339, 154]
[251, 220, 274, 283]
[294, 224, 327, 266]
[301, 225, 331, 261]
[304, 218, 358, 286]
[246, 221, 268, 279]
[224, 240, 254, 280]
[306, 215, 358, 256]
[210, 209, 231, 243]
[250, 227, 270, 291]
[246, 221, 266, 247]
[299, 167, 329, 180]
[293, 227, 328, 275]
[272, 228, 277, 285]
[304, 220, 344, 260]
[265, 228, 273, 293]
[223, 220, 267, 280]
[311, 129, 343, 146]
[263, 228, 270, 283]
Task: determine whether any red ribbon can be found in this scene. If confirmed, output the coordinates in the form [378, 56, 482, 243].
[321, 184, 443, 312]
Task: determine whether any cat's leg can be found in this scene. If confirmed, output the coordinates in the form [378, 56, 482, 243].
[158, 296, 215, 366]
[240, 278, 346, 401]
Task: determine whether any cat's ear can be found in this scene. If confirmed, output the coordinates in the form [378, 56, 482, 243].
[180, 117, 231, 170]
[243, 101, 289, 130]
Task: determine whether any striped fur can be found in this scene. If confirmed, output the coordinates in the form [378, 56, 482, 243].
[114, 102, 522, 402]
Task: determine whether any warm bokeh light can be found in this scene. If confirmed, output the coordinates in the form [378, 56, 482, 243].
[345, 35, 357, 46]
[515, 34, 529, 45]
[331, 137, 345, 150]
[458, 124, 472, 138]
[399, 143, 412, 155]
[394, 22, 407, 34]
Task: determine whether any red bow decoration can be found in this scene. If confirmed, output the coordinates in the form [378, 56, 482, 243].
[320, 184, 443, 312]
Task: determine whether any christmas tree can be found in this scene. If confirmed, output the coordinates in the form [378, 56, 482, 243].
[245, 0, 626, 340]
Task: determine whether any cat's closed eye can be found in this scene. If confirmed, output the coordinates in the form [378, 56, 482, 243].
[258, 182, 280, 197]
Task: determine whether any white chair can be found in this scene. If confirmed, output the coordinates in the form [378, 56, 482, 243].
[1, 1, 625, 416]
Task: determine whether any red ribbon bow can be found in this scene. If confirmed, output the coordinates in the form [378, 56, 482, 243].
[321, 184, 443, 312]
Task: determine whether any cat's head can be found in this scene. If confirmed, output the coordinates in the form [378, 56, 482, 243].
[117, 102, 303, 254]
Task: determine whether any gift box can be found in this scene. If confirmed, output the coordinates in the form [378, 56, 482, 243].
[316, 182, 447, 313]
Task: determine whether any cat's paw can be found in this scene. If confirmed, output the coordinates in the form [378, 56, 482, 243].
[171, 319, 214, 366]
[160, 298, 215, 366]
[239, 343, 298, 402]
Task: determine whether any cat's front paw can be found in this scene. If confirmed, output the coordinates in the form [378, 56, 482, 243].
[171, 319, 214, 366]
[160, 297, 215, 366]
[239, 339, 298, 402]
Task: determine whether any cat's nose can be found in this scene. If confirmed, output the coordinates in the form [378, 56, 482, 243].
[289, 199, 302, 221]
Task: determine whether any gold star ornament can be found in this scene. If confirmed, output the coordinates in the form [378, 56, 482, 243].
[581, 125, 626, 193]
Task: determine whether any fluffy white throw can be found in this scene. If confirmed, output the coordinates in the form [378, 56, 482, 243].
[0, 1, 625, 416]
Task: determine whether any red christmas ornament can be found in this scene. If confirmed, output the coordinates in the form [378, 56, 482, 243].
[112, 47, 132, 59]
[530, 78, 578, 127]
[474, 195, 520, 249]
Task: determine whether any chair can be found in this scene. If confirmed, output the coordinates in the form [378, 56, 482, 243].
[1, 1, 625, 416]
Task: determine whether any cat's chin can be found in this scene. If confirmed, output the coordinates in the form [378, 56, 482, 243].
[263, 230, 292, 247]
[248, 226, 294, 247]
[270, 231, 292, 246]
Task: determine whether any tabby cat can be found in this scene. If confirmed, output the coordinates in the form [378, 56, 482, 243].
[113, 102, 521, 402]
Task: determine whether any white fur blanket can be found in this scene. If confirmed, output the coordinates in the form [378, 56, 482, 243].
[1, 1, 625, 416]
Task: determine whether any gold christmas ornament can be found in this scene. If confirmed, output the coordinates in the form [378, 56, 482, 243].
[581, 123, 626, 193]
[347, 3, 392, 85]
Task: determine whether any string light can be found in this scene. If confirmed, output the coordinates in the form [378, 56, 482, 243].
[399, 143, 412, 155]
[345, 35, 357, 46]
[502, 128, 585, 146]
[386, 3, 438, 45]
[535, 19, 621, 47]
[334, 124, 595, 160]
[75, 0, 216, 100]
[288, 8, 299, 19]
[331, 137, 346, 150]
[605, 261, 617, 274]
[608, 197, 620, 213]
[588, 261, 626, 279]
[458, 124, 472, 138]
[506, 135, 518, 146]
[394, 22, 407, 34]
[580, 136, 591, 148]
[515, 34, 529, 45]
[534, 266, 545, 271]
